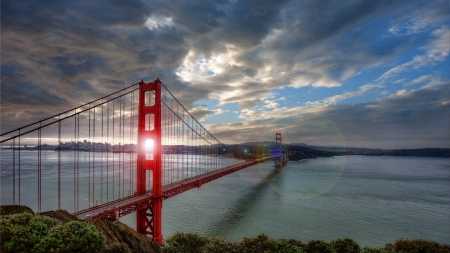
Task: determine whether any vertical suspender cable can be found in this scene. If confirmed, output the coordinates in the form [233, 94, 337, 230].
[58, 119, 61, 210]
[171, 96, 174, 184]
[191, 117, 193, 177]
[122, 94, 125, 198]
[101, 100, 104, 204]
[74, 111, 76, 212]
[177, 103, 180, 182]
[38, 124, 41, 213]
[122, 95, 125, 198]
[93, 107, 96, 206]
[112, 100, 116, 200]
[171, 98, 174, 184]
[195, 124, 197, 175]
[182, 114, 185, 180]
[107, 101, 109, 204]
[18, 131, 21, 204]
[118, 96, 121, 198]
[13, 139, 15, 204]
[77, 112, 80, 212]
[130, 91, 133, 194]
[186, 110, 188, 179]
[128, 91, 131, 196]
[163, 97, 166, 185]
[163, 89, 166, 185]
[89, 104, 91, 208]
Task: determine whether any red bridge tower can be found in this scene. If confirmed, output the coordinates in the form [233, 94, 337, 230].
[136, 79, 163, 243]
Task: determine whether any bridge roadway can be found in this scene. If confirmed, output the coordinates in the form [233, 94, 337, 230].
[73, 155, 283, 221]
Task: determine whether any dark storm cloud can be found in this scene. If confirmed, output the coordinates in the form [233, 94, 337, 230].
[209, 66, 259, 85]
[1, 82, 69, 107]
[1, 0, 448, 148]
[233, 0, 449, 88]
[160, 0, 228, 36]
[219, 0, 291, 48]
[1, 0, 151, 29]
[191, 37, 227, 59]
[1, 0, 191, 121]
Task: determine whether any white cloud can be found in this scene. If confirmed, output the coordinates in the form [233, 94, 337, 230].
[420, 78, 449, 90]
[377, 26, 449, 82]
[145, 16, 174, 30]
[411, 75, 432, 84]
[176, 47, 240, 83]
[389, 18, 429, 36]
[237, 83, 383, 121]
[264, 101, 279, 108]
[393, 79, 406, 84]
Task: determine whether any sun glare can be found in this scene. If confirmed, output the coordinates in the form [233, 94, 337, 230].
[145, 139, 154, 150]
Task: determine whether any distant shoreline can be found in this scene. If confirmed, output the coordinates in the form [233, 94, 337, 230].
[288, 147, 450, 160]
[2, 146, 449, 159]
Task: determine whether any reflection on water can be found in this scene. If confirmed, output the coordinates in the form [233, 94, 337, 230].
[157, 156, 449, 247]
[1, 151, 449, 247]
[0, 150, 238, 213]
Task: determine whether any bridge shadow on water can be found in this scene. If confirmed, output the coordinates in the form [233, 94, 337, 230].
[206, 162, 288, 238]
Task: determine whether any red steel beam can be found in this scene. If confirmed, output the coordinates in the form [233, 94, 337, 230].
[136, 79, 163, 243]
[79, 155, 283, 221]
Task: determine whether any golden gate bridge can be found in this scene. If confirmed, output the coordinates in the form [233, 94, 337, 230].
[0, 79, 285, 243]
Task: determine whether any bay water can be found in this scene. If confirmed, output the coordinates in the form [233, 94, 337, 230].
[1, 150, 449, 247]
[123, 155, 450, 247]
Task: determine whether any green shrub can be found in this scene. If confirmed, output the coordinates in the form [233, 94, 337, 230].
[237, 234, 304, 253]
[392, 239, 450, 253]
[1, 212, 61, 253]
[1, 213, 105, 253]
[164, 232, 208, 253]
[164, 233, 304, 253]
[199, 237, 238, 253]
[361, 246, 393, 253]
[285, 238, 306, 249]
[37, 220, 105, 253]
[306, 240, 333, 253]
[331, 238, 360, 253]
[383, 242, 395, 252]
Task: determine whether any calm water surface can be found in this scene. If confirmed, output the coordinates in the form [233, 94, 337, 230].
[122, 155, 450, 247]
[1, 151, 449, 247]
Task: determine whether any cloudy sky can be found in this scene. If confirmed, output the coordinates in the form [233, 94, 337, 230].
[1, 0, 449, 149]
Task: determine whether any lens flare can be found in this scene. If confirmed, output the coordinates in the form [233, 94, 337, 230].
[145, 139, 154, 151]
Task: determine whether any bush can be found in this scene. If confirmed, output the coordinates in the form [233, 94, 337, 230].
[237, 234, 304, 253]
[164, 232, 208, 253]
[392, 239, 450, 253]
[331, 238, 360, 253]
[0, 213, 105, 253]
[361, 246, 392, 253]
[199, 237, 237, 253]
[306, 240, 333, 253]
[164, 233, 304, 253]
[37, 220, 105, 253]
[0, 212, 61, 253]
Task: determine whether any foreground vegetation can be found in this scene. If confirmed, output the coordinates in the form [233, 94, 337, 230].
[163, 233, 450, 253]
[1, 206, 449, 253]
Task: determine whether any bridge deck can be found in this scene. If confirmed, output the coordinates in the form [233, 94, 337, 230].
[73, 155, 281, 220]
